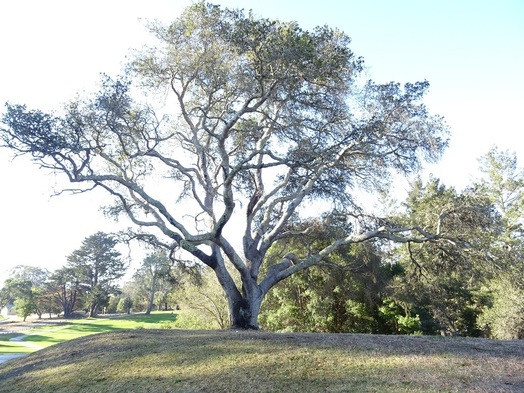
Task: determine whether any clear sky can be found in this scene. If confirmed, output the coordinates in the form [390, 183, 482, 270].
[1, 0, 523, 284]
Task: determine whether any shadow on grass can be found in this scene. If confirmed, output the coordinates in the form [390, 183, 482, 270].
[103, 312, 178, 325]
[23, 323, 124, 344]
[0, 343, 33, 354]
[1, 330, 524, 393]
[22, 313, 178, 346]
[0, 334, 20, 342]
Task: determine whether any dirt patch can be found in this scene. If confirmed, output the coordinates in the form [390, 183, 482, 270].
[0, 320, 68, 335]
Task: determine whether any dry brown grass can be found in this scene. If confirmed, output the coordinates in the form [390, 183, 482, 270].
[0, 329, 522, 392]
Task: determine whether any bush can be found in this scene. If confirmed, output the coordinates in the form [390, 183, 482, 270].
[171, 309, 219, 330]
[106, 295, 121, 314]
[397, 314, 422, 335]
[160, 320, 177, 329]
[117, 297, 133, 314]
[379, 299, 421, 335]
[479, 279, 524, 339]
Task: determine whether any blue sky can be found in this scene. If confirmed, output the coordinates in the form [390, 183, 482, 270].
[0, 0, 523, 282]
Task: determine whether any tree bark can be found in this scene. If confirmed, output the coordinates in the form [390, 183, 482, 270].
[224, 276, 264, 330]
[61, 286, 76, 318]
[145, 276, 156, 316]
[229, 294, 263, 329]
[88, 303, 97, 318]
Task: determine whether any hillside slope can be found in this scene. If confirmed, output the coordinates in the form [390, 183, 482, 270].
[0, 330, 523, 392]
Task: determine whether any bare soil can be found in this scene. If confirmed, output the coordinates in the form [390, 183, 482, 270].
[0, 318, 68, 335]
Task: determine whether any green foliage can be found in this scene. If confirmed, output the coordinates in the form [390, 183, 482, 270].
[478, 277, 524, 339]
[84, 285, 110, 315]
[477, 147, 524, 236]
[171, 309, 218, 330]
[172, 266, 231, 329]
[383, 149, 524, 339]
[117, 297, 133, 314]
[34, 286, 61, 318]
[388, 177, 498, 336]
[378, 299, 421, 335]
[2, 266, 52, 319]
[127, 251, 175, 314]
[106, 295, 121, 314]
[260, 241, 388, 333]
[13, 297, 35, 321]
[66, 232, 125, 317]
[159, 320, 177, 329]
[0, 287, 9, 310]
[47, 267, 84, 318]
[472, 148, 524, 338]
[3, 278, 37, 321]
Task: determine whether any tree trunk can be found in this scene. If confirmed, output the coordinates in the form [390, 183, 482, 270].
[88, 303, 97, 318]
[145, 277, 156, 316]
[229, 295, 263, 329]
[62, 287, 77, 319]
[226, 278, 264, 330]
[63, 304, 72, 318]
[212, 249, 266, 329]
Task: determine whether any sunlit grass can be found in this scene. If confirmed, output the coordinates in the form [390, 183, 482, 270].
[2, 314, 523, 392]
[0, 334, 36, 353]
[1, 330, 522, 393]
[0, 341, 35, 354]
[1, 312, 178, 351]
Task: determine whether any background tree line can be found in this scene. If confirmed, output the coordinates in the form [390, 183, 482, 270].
[258, 146, 524, 339]
[2, 147, 523, 339]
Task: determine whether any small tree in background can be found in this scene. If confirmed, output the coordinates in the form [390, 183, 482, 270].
[7, 265, 50, 319]
[4, 279, 35, 321]
[48, 267, 84, 318]
[117, 297, 133, 314]
[66, 232, 126, 317]
[133, 251, 173, 315]
[173, 267, 231, 329]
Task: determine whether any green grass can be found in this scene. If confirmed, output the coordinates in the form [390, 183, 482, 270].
[0, 330, 523, 392]
[0, 333, 37, 354]
[2, 314, 523, 392]
[1, 312, 178, 351]
[0, 342, 34, 354]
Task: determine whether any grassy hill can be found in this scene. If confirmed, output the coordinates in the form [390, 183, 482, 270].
[0, 329, 523, 393]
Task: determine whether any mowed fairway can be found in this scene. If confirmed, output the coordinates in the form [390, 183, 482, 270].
[0, 320, 523, 393]
[0, 312, 178, 353]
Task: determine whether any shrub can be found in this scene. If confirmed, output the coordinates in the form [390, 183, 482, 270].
[479, 279, 524, 339]
[117, 297, 133, 314]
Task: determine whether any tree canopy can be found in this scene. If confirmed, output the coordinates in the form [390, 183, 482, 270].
[0, 2, 449, 328]
[66, 232, 125, 317]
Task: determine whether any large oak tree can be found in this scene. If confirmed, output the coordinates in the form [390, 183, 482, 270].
[0, 2, 448, 328]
